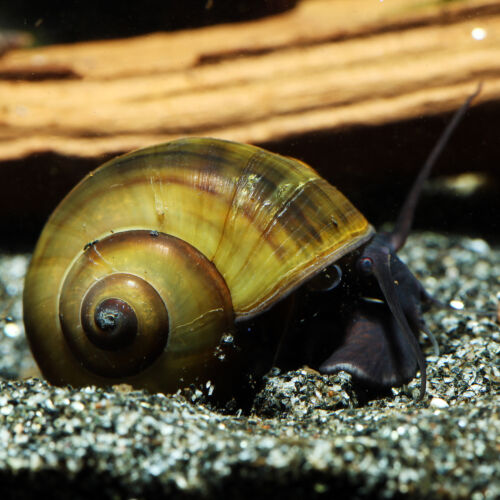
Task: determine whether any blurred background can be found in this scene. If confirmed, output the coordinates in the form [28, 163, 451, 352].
[0, 0, 499, 247]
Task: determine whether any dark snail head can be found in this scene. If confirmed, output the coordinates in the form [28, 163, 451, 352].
[319, 232, 432, 397]
[320, 85, 482, 400]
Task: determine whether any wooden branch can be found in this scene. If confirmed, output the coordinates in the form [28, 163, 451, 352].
[0, 0, 499, 162]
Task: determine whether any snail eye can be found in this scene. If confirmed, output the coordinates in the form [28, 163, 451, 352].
[358, 257, 374, 275]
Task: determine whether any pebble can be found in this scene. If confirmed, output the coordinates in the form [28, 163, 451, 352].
[429, 397, 449, 409]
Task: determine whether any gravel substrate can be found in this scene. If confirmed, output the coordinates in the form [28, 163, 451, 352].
[0, 232, 498, 499]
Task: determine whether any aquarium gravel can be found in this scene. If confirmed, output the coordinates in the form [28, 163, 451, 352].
[0, 232, 498, 499]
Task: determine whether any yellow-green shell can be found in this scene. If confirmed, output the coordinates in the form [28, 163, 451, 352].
[23, 137, 374, 393]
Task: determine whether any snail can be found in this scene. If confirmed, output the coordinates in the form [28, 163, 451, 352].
[23, 89, 480, 401]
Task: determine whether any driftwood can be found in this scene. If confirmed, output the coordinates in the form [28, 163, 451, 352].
[0, 0, 499, 237]
[1, 0, 500, 160]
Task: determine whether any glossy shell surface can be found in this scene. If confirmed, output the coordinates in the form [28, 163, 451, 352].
[23, 138, 374, 393]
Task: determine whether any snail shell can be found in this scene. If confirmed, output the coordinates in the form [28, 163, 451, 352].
[23, 138, 374, 394]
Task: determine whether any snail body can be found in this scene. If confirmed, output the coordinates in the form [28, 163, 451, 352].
[23, 138, 374, 395]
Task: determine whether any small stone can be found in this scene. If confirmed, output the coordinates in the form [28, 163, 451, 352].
[430, 397, 449, 409]
[462, 238, 490, 255]
[3, 322, 21, 338]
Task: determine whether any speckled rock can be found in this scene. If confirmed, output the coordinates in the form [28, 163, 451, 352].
[0, 232, 499, 499]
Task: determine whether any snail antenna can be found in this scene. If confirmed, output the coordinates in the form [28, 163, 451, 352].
[390, 84, 482, 251]
[370, 251, 428, 400]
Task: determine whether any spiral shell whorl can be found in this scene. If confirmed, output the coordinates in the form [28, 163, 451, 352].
[61, 267, 169, 377]
[25, 230, 234, 392]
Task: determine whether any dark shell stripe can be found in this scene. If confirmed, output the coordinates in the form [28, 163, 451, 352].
[33, 138, 373, 317]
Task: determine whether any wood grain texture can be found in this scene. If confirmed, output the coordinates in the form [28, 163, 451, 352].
[0, 0, 499, 161]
